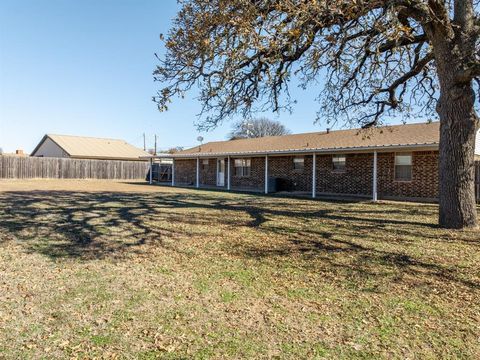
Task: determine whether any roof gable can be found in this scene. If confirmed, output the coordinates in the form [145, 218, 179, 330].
[32, 134, 149, 160]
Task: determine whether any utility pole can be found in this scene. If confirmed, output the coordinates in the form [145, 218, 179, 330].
[143, 133, 146, 151]
[154, 134, 157, 155]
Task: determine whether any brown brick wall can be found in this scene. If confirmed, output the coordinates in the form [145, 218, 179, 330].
[377, 151, 438, 199]
[268, 155, 313, 192]
[199, 158, 218, 186]
[174, 159, 196, 186]
[173, 151, 439, 199]
[174, 158, 225, 187]
[230, 157, 265, 190]
[316, 153, 373, 195]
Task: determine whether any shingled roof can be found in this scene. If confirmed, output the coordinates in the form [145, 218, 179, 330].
[32, 134, 149, 160]
[174, 121, 440, 157]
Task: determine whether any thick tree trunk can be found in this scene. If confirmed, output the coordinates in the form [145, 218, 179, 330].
[437, 83, 478, 229]
[424, 1, 480, 229]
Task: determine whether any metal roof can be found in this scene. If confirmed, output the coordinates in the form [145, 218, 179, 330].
[32, 134, 150, 160]
[144, 122, 440, 159]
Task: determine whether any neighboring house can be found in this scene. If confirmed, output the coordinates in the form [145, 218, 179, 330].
[1, 149, 27, 157]
[146, 121, 480, 201]
[31, 134, 149, 161]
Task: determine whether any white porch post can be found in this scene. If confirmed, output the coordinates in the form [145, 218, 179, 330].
[196, 157, 200, 188]
[171, 159, 175, 186]
[312, 153, 316, 198]
[149, 158, 153, 185]
[373, 151, 378, 202]
[264, 155, 269, 194]
[227, 156, 231, 190]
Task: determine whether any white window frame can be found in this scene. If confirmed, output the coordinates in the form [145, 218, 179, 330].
[234, 158, 251, 177]
[332, 154, 346, 172]
[394, 153, 413, 181]
[293, 157, 305, 171]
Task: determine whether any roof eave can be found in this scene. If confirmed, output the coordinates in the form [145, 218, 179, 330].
[142, 142, 439, 159]
[70, 155, 148, 161]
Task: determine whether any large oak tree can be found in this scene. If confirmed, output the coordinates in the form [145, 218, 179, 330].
[154, 0, 480, 229]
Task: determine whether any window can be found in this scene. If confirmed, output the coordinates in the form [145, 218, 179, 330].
[332, 154, 346, 171]
[395, 153, 412, 181]
[234, 159, 251, 177]
[293, 157, 305, 171]
[202, 159, 209, 170]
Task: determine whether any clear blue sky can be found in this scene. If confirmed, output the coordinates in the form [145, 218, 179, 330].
[0, 0, 405, 153]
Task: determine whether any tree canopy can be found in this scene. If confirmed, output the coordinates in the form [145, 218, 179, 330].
[228, 117, 290, 139]
[154, 0, 480, 228]
[154, 0, 480, 129]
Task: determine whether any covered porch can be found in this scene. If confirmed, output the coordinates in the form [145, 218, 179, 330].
[142, 151, 382, 201]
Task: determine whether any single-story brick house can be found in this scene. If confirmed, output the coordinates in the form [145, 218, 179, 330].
[145, 121, 480, 201]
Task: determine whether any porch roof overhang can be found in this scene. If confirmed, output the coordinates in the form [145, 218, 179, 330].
[139, 142, 439, 160]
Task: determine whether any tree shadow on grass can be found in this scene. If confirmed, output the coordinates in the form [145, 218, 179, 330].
[0, 189, 478, 290]
[236, 225, 480, 290]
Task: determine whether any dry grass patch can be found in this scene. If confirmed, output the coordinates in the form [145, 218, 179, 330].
[0, 179, 479, 359]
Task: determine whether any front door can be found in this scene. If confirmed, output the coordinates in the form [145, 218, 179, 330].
[217, 159, 225, 186]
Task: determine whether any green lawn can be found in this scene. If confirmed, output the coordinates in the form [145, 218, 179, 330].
[0, 180, 479, 359]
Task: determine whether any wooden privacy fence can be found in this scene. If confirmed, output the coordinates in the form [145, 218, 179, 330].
[0, 156, 149, 180]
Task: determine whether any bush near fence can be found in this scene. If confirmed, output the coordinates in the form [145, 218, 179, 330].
[0, 155, 149, 180]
